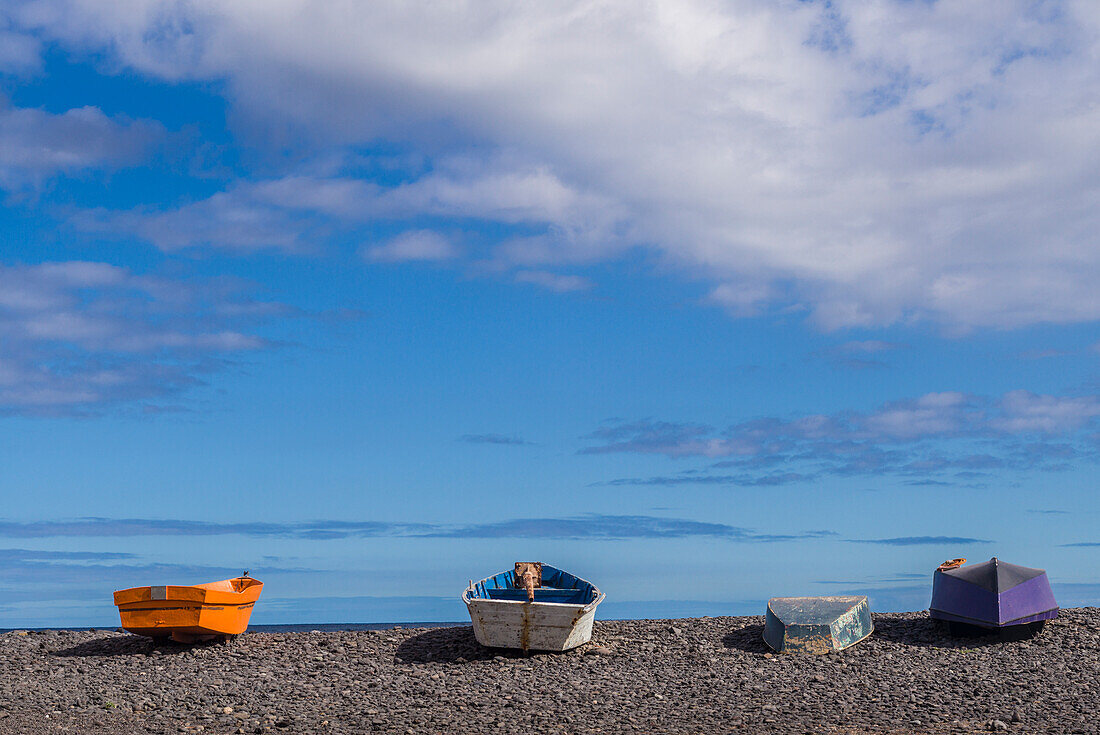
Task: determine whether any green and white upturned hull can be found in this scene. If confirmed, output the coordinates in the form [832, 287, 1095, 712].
[763, 595, 873, 654]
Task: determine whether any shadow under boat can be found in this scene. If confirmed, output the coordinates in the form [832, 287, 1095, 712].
[394, 625, 538, 664]
[719, 615, 1048, 652]
[52, 633, 231, 658]
[721, 622, 770, 654]
[870, 616, 1045, 649]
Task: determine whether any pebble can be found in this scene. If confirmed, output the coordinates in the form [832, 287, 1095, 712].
[1, 609, 1098, 734]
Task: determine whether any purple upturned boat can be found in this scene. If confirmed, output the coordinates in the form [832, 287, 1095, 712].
[930, 557, 1058, 631]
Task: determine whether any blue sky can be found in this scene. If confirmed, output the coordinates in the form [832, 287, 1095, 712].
[2, 0, 1100, 627]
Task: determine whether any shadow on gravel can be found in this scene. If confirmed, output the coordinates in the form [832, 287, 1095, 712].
[718, 617, 1045, 653]
[394, 626, 558, 665]
[721, 623, 770, 653]
[870, 618, 1045, 649]
[53, 636, 223, 658]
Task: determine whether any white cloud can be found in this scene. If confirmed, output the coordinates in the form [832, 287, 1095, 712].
[15, 0, 1100, 327]
[705, 282, 777, 318]
[0, 22, 40, 72]
[835, 341, 903, 355]
[513, 270, 594, 293]
[364, 230, 458, 263]
[0, 101, 162, 188]
[993, 390, 1100, 434]
[75, 186, 308, 253]
[864, 392, 977, 440]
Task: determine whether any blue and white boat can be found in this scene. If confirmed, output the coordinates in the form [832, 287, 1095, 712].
[462, 562, 605, 651]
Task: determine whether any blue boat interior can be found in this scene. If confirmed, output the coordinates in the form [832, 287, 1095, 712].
[469, 565, 598, 605]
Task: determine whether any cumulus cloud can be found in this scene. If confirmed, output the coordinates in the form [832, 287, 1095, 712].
[0, 261, 283, 414]
[13, 0, 1100, 327]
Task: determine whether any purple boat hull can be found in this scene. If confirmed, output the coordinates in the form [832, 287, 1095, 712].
[930, 558, 1058, 630]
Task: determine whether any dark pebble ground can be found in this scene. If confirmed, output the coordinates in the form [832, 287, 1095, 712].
[2, 608, 1098, 734]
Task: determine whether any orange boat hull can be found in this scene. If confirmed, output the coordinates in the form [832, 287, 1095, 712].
[114, 577, 262, 642]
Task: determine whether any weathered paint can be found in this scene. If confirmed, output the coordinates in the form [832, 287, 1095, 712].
[515, 562, 542, 603]
[763, 595, 873, 654]
[463, 563, 604, 651]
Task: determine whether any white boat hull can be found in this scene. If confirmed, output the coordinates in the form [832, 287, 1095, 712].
[466, 598, 600, 651]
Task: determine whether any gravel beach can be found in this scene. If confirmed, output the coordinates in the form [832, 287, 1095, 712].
[2, 608, 1098, 734]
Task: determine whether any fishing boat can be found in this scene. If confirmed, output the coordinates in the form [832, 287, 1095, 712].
[463, 562, 605, 651]
[930, 557, 1058, 633]
[114, 574, 263, 643]
[763, 595, 873, 654]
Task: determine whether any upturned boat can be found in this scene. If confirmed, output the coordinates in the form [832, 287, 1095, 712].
[114, 574, 263, 643]
[763, 595, 874, 654]
[463, 562, 605, 651]
[930, 557, 1058, 632]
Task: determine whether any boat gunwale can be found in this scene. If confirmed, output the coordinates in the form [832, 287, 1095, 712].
[113, 577, 263, 607]
[462, 568, 605, 614]
[463, 594, 606, 612]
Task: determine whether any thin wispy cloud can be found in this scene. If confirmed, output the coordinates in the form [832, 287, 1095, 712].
[0, 548, 137, 561]
[1018, 348, 1075, 360]
[0, 261, 285, 415]
[0, 515, 837, 543]
[417, 515, 837, 542]
[76, 199, 307, 254]
[815, 340, 907, 370]
[597, 472, 812, 488]
[0, 559, 293, 587]
[457, 433, 533, 446]
[586, 390, 1100, 486]
[847, 536, 993, 546]
[363, 230, 459, 263]
[513, 270, 594, 293]
[814, 572, 927, 586]
[0, 518, 425, 540]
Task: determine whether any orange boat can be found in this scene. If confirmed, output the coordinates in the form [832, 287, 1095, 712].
[113, 574, 263, 643]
